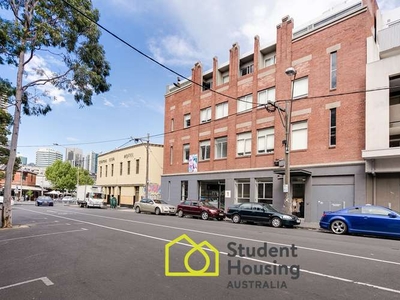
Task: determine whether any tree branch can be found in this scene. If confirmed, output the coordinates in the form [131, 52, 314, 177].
[22, 68, 73, 90]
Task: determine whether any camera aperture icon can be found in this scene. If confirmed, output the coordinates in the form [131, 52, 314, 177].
[165, 234, 219, 277]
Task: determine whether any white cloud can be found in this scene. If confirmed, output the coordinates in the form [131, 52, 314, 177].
[24, 55, 67, 104]
[103, 99, 115, 107]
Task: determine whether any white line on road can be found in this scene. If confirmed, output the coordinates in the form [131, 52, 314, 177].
[34, 207, 400, 266]
[0, 228, 88, 242]
[15, 207, 400, 295]
[0, 277, 54, 291]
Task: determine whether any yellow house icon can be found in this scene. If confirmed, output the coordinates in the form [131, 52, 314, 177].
[165, 234, 219, 277]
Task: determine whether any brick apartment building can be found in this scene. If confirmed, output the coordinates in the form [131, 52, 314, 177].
[161, 0, 379, 222]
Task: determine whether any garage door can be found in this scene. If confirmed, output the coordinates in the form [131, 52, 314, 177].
[311, 176, 354, 222]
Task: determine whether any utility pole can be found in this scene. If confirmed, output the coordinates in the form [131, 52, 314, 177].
[145, 133, 150, 199]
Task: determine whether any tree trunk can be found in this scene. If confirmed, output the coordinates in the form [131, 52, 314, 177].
[1, 50, 25, 228]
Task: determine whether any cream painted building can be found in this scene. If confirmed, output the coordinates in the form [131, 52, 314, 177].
[96, 143, 164, 207]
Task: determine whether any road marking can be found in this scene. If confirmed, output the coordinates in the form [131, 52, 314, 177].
[15, 208, 400, 295]
[0, 277, 54, 291]
[0, 228, 88, 242]
[36, 207, 400, 266]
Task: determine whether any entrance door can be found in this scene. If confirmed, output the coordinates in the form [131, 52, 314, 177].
[292, 183, 305, 218]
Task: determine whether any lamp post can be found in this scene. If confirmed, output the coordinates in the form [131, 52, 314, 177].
[265, 67, 296, 215]
[134, 133, 150, 199]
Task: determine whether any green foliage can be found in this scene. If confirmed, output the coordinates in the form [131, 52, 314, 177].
[45, 160, 94, 191]
[0, 0, 111, 112]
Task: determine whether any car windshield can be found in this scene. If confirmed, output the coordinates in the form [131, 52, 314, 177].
[200, 201, 217, 208]
[154, 200, 168, 204]
[263, 204, 279, 212]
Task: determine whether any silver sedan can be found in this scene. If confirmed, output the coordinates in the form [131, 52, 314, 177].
[134, 199, 176, 215]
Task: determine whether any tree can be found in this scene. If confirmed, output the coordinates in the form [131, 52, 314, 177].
[0, 0, 111, 228]
[45, 160, 94, 191]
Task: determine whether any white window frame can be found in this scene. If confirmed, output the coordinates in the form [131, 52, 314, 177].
[216, 102, 228, 119]
[200, 107, 212, 123]
[258, 87, 276, 106]
[237, 94, 253, 113]
[329, 108, 336, 147]
[293, 77, 308, 99]
[199, 140, 211, 161]
[257, 179, 273, 204]
[257, 128, 274, 153]
[236, 180, 250, 203]
[330, 52, 337, 90]
[184, 114, 191, 128]
[183, 144, 190, 163]
[222, 74, 229, 84]
[291, 121, 308, 150]
[237, 132, 252, 156]
[240, 62, 254, 76]
[264, 54, 276, 67]
[215, 136, 227, 159]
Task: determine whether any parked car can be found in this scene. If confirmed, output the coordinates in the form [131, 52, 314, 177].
[0, 196, 14, 206]
[226, 202, 301, 228]
[319, 205, 400, 238]
[36, 196, 54, 206]
[176, 200, 225, 220]
[134, 199, 176, 215]
[62, 196, 76, 204]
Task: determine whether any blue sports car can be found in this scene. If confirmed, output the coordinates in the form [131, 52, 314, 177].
[319, 205, 400, 238]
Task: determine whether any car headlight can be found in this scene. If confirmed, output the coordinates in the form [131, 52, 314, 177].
[282, 215, 293, 220]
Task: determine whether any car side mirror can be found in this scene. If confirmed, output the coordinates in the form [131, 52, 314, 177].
[388, 212, 397, 218]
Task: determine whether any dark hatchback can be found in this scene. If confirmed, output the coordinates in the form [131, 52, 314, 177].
[36, 196, 54, 206]
[226, 202, 301, 228]
[319, 205, 400, 238]
[176, 200, 225, 221]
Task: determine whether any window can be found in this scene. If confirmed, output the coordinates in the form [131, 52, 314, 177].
[237, 132, 252, 156]
[241, 63, 254, 76]
[127, 161, 131, 175]
[216, 102, 228, 119]
[170, 146, 173, 165]
[200, 107, 211, 123]
[136, 159, 140, 174]
[330, 51, 337, 89]
[291, 121, 308, 150]
[105, 165, 108, 177]
[389, 76, 400, 147]
[222, 74, 229, 84]
[181, 181, 188, 201]
[293, 77, 308, 98]
[257, 128, 274, 153]
[215, 136, 227, 159]
[100, 166, 102, 178]
[184, 114, 191, 128]
[264, 55, 276, 67]
[330, 108, 336, 147]
[171, 118, 174, 132]
[237, 180, 250, 202]
[199, 140, 211, 161]
[258, 88, 276, 105]
[237, 94, 253, 113]
[183, 144, 190, 163]
[203, 79, 212, 91]
[257, 179, 273, 204]
[120, 162, 123, 176]
[111, 164, 114, 176]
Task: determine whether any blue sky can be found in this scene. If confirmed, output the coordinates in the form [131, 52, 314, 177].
[1, 0, 397, 164]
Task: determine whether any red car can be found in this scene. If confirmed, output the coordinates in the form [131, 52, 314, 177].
[176, 200, 225, 221]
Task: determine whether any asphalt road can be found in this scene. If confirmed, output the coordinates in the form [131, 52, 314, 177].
[0, 204, 399, 300]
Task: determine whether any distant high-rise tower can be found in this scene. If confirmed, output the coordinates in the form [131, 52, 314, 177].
[85, 152, 99, 175]
[35, 148, 62, 167]
[65, 148, 83, 167]
[17, 154, 28, 165]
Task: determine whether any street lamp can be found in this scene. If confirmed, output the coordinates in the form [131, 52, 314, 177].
[265, 67, 296, 214]
[134, 134, 150, 199]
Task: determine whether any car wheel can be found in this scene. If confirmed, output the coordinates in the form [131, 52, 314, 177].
[155, 207, 161, 215]
[271, 217, 282, 228]
[232, 214, 241, 224]
[201, 211, 209, 220]
[330, 219, 348, 235]
[135, 206, 141, 213]
[177, 210, 184, 217]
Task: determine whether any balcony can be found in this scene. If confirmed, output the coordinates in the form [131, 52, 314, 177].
[378, 22, 400, 58]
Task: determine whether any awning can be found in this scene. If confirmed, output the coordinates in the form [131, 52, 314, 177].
[274, 169, 312, 176]
[11, 185, 46, 192]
